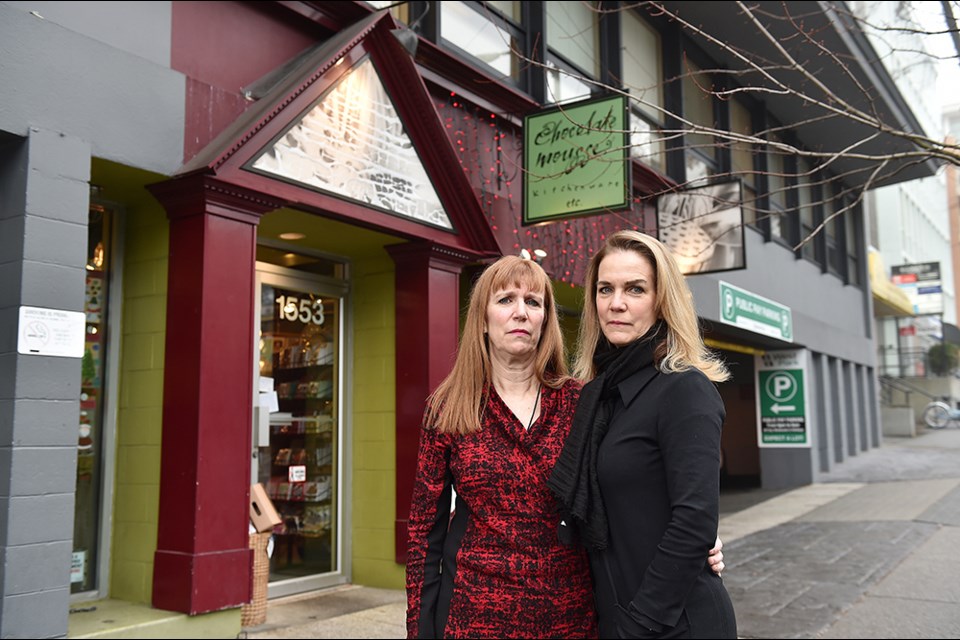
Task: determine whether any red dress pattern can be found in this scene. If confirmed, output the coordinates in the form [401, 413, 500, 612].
[405, 379, 597, 639]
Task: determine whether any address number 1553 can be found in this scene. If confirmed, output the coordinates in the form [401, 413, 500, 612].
[276, 295, 325, 325]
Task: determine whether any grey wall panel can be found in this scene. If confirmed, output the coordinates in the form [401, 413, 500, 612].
[1, 587, 70, 639]
[0, 128, 90, 638]
[0, 5, 184, 174]
[3, 540, 73, 595]
[5, 399, 84, 448]
[843, 361, 858, 456]
[18, 262, 86, 311]
[0, 134, 27, 221]
[5, 494, 75, 547]
[9, 447, 77, 496]
[22, 216, 87, 267]
[4, 1, 172, 67]
[866, 369, 881, 448]
[812, 352, 832, 474]
[689, 228, 874, 365]
[0, 450, 9, 500]
[830, 357, 847, 463]
[0, 218, 25, 267]
[759, 447, 814, 489]
[854, 365, 867, 453]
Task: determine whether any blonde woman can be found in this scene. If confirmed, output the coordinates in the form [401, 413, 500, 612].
[549, 231, 737, 638]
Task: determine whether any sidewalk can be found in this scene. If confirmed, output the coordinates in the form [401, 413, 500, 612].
[242, 427, 960, 639]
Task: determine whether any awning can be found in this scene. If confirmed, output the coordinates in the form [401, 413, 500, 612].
[869, 249, 915, 317]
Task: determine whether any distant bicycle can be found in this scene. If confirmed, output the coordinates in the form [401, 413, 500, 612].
[922, 400, 960, 429]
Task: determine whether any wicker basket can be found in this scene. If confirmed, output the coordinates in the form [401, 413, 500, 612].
[241, 531, 272, 627]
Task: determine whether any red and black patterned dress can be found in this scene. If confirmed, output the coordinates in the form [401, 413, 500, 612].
[405, 379, 597, 639]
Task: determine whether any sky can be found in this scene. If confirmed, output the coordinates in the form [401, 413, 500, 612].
[916, 2, 960, 107]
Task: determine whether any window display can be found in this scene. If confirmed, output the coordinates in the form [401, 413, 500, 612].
[73, 203, 111, 594]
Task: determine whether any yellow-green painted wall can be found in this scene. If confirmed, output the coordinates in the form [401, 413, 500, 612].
[108, 195, 408, 599]
[349, 252, 404, 588]
[111, 201, 168, 603]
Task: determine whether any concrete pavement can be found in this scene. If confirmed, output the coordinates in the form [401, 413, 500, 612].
[242, 426, 960, 639]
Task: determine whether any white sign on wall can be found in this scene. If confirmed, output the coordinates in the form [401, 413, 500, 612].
[892, 262, 942, 315]
[17, 306, 86, 358]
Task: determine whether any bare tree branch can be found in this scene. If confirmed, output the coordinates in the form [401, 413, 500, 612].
[465, 0, 957, 256]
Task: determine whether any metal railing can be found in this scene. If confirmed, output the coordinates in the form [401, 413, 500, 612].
[878, 374, 939, 407]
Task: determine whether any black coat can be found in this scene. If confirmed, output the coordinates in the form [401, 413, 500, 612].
[590, 364, 737, 639]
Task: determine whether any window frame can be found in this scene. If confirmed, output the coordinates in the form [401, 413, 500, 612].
[436, 1, 527, 89]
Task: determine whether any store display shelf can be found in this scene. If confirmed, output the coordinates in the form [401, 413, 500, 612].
[275, 363, 333, 371]
[277, 393, 334, 401]
[271, 496, 332, 504]
[268, 478, 334, 502]
[274, 529, 330, 538]
[270, 418, 334, 435]
[270, 465, 334, 475]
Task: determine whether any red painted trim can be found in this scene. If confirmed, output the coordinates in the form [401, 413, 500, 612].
[224, 167, 482, 251]
[387, 242, 475, 564]
[148, 176, 276, 614]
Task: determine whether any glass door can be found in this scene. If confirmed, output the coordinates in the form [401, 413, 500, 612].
[255, 263, 346, 594]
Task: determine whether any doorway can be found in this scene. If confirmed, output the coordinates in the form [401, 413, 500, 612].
[255, 261, 348, 596]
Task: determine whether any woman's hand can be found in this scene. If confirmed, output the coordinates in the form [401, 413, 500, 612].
[708, 536, 724, 575]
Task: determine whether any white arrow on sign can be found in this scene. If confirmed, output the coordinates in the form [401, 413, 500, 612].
[771, 404, 796, 414]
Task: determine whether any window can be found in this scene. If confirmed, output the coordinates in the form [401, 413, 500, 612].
[622, 10, 664, 171]
[797, 158, 819, 261]
[681, 59, 717, 185]
[621, 11, 662, 122]
[364, 0, 408, 22]
[845, 206, 861, 285]
[74, 203, 114, 594]
[766, 132, 793, 245]
[826, 192, 844, 276]
[545, 1, 599, 77]
[440, 1, 522, 82]
[729, 99, 756, 224]
[545, 1, 599, 103]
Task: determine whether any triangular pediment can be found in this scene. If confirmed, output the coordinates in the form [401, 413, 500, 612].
[248, 57, 452, 230]
[175, 10, 497, 254]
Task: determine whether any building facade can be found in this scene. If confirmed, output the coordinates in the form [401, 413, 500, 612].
[0, 1, 935, 637]
[853, 0, 958, 380]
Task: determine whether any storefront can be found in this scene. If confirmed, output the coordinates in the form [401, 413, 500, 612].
[0, 2, 936, 638]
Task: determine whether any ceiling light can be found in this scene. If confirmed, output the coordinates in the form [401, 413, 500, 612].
[278, 232, 305, 240]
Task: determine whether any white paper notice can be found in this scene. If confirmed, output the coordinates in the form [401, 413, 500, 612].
[18, 306, 85, 358]
[259, 390, 279, 413]
[288, 465, 306, 482]
[259, 376, 275, 393]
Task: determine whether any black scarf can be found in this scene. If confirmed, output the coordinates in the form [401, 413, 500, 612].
[547, 321, 663, 550]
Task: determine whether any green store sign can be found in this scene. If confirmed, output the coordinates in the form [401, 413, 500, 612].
[523, 94, 630, 224]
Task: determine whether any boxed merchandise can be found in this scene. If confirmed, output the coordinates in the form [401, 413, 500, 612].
[250, 482, 282, 532]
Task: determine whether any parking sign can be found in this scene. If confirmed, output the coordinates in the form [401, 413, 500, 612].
[755, 349, 810, 447]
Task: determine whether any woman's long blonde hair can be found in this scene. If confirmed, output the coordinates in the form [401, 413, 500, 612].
[573, 230, 729, 383]
[426, 256, 569, 434]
